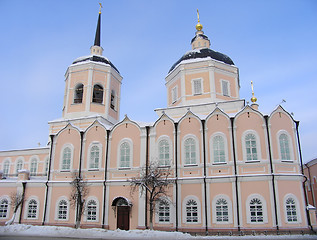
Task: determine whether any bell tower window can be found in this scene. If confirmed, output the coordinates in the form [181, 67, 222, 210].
[74, 84, 84, 103]
[110, 90, 116, 110]
[92, 84, 103, 103]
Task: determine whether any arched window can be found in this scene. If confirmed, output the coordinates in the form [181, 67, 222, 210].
[89, 145, 100, 170]
[92, 84, 103, 103]
[184, 138, 196, 165]
[215, 198, 229, 222]
[74, 84, 84, 103]
[62, 147, 71, 171]
[245, 133, 258, 161]
[27, 199, 38, 219]
[120, 142, 131, 168]
[285, 197, 297, 222]
[110, 89, 116, 110]
[249, 198, 263, 222]
[158, 139, 170, 167]
[279, 133, 291, 160]
[16, 159, 23, 176]
[30, 158, 37, 176]
[213, 135, 226, 163]
[186, 199, 198, 223]
[87, 200, 97, 221]
[3, 160, 10, 178]
[0, 199, 9, 218]
[158, 200, 170, 223]
[58, 200, 68, 220]
[44, 157, 49, 176]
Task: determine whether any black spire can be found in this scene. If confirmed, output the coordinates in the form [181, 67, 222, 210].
[94, 12, 101, 46]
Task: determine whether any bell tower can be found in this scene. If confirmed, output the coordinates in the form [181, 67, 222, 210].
[62, 5, 122, 125]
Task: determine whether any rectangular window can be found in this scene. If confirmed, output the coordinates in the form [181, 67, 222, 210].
[222, 80, 229, 97]
[193, 79, 202, 95]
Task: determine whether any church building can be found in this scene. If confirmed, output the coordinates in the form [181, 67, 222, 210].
[0, 8, 315, 234]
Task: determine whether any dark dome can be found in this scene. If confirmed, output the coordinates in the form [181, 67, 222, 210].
[169, 48, 234, 73]
[72, 55, 119, 73]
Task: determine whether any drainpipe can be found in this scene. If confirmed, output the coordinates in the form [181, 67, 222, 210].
[78, 131, 84, 177]
[174, 122, 179, 231]
[201, 120, 208, 233]
[42, 134, 54, 225]
[295, 121, 313, 231]
[145, 126, 150, 229]
[102, 129, 110, 228]
[264, 115, 279, 232]
[230, 117, 240, 232]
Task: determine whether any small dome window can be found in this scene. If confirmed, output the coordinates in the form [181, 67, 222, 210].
[92, 84, 103, 103]
[74, 84, 84, 103]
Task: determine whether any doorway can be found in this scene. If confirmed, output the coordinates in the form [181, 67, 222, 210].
[117, 206, 130, 230]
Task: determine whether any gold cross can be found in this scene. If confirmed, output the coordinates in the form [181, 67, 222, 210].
[99, 3, 103, 14]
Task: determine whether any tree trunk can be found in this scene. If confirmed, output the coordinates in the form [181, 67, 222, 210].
[5, 211, 16, 225]
[149, 201, 154, 230]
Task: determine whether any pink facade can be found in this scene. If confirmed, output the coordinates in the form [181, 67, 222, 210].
[0, 10, 315, 234]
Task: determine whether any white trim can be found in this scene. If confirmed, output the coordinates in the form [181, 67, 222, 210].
[59, 144, 74, 172]
[117, 138, 133, 169]
[55, 196, 70, 221]
[283, 193, 302, 224]
[241, 130, 262, 162]
[182, 195, 201, 224]
[246, 194, 268, 224]
[210, 132, 228, 164]
[212, 194, 233, 224]
[24, 196, 40, 220]
[276, 130, 294, 162]
[0, 196, 10, 219]
[87, 142, 102, 170]
[84, 196, 99, 222]
[182, 134, 200, 166]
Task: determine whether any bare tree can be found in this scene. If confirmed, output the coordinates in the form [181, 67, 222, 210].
[69, 172, 89, 229]
[5, 191, 24, 225]
[130, 162, 174, 230]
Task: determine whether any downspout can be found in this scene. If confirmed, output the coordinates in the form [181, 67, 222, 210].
[295, 121, 313, 231]
[230, 117, 240, 232]
[19, 182, 26, 224]
[102, 129, 110, 228]
[174, 122, 179, 231]
[42, 134, 54, 225]
[145, 126, 150, 229]
[201, 120, 208, 233]
[264, 115, 279, 232]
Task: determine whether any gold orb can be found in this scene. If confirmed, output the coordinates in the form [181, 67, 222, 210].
[251, 96, 257, 103]
[196, 23, 203, 31]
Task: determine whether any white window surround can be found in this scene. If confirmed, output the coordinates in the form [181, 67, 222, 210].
[210, 132, 228, 164]
[283, 194, 302, 224]
[155, 197, 173, 224]
[157, 135, 172, 167]
[44, 157, 49, 175]
[117, 138, 133, 169]
[59, 144, 74, 172]
[84, 196, 99, 222]
[2, 159, 11, 177]
[221, 79, 230, 97]
[171, 86, 178, 103]
[15, 157, 24, 175]
[0, 196, 10, 219]
[241, 130, 262, 162]
[191, 78, 203, 95]
[182, 195, 201, 224]
[277, 130, 294, 162]
[29, 156, 39, 176]
[55, 196, 70, 221]
[246, 194, 268, 224]
[212, 194, 233, 224]
[182, 134, 200, 166]
[24, 196, 40, 220]
[87, 142, 102, 170]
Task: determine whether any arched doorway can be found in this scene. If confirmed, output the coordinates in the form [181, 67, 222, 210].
[112, 197, 132, 230]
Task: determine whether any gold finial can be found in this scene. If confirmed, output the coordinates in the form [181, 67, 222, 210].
[196, 9, 203, 31]
[99, 2, 103, 14]
[251, 81, 257, 103]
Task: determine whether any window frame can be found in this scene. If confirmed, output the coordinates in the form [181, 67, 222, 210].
[25, 197, 39, 220]
[73, 83, 84, 104]
[277, 130, 294, 162]
[84, 197, 99, 222]
[182, 135, 199, 166]
[110, 89, 117, 111]
[55, 197, 69, 221]
[221, 80, 230, 97]
[210, 133, 228, 164]
[87, 142, 102, 170]
[15, 157, 24, 176]
[283, 194, 301, 224]
[182, 195, 201, 224]
[157, 136, 172, 167]
[212, 195, 233, 224]
[0, 196, 10, 219]
[171, 86, 178, 103]
[60, 144, 74, 172]
[92, 84, 104, 104]
[2, 159, 11, 178]
[242, 130, 261, 162]
[29, 157, 38, 176]
[117, 139, 133, 169]
[191, 78, 203, 95]
[246, 194, 268, 224]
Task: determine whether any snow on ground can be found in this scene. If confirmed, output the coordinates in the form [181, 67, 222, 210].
[0, 224, 317, 239]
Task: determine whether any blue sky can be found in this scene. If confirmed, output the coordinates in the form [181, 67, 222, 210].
[0, 0, 316, 163]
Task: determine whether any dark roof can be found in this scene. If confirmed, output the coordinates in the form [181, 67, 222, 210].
[72, 55, 120, 73]
[169, 48, 234, 73]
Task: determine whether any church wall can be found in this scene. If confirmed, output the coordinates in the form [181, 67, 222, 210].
[185, 72, 210, 101]
[214, 72, 237, 99]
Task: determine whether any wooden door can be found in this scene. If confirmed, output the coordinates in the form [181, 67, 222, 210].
[117, 206, 130, 230]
